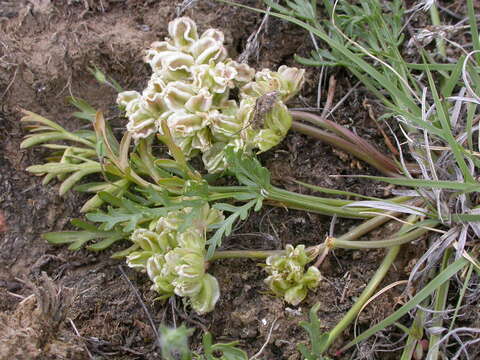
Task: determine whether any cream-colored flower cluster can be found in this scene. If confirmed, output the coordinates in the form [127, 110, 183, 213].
[118, 17, 304, 173]
[264, 245, 322, 306]
[126, 204, 224, 314]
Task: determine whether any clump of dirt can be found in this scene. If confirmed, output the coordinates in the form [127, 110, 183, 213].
[0, 1, 410, 359]
[0, 273, 84, 359]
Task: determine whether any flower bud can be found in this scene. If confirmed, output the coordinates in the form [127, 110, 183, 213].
[202, 142, 228, 173]
[284, 284, 308, 306]
[144, 41, 177, 65]
[192, 62, 237, 94]
[131, 228, 178, 254]
[117, 90, 141, 109]
[255, 102, 292, 152]
[117, 93, 159, 139]
[242, 66, 305, 101]
[147, 254, 176, 295]
[150, 51, 195, 80]
[277, 65, 305, 101]
[190, 128, 212, 153]
[227, 60, 255, 84]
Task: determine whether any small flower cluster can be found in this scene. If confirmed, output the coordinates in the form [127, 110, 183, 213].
[117, 17, 304, 173]
[126, 204, 224, 314]
[264, 245, 322, 306]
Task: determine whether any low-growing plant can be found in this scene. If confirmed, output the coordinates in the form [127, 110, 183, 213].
[22, 15, 405, 317]
[22, 1, 480, 358]
[159, 325, 248, 360]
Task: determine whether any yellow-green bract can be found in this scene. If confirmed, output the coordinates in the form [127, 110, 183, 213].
[126, 203, 224, 314]
[264, 244, 322, 306]
[118, 17, 305, 173]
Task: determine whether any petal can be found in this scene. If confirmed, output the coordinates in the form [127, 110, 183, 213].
[202, 142, 228, 173]
[284, 285, 308, 306]
[277, 65, 305, 100]
[162, 81, 195, 110]
[201, 28, 225, 43]
[189, 274, 220, 314]
[191, 37, 227, 64]
[168, 17, 198, 49]
[167, 110, 206, 136]
[228, 60, 256, 83]
[185, 88, 213, 112]
[117, 90, 141, 108]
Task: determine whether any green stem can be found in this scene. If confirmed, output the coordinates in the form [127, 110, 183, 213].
[324, 215, 418, 353]
[430, 4, 446, 58]
[400, 309, 425, 360]
[327, 246, 401, 351]
[210, 249, 284, 261]
[267, 187, 372, 219]
[210, 184, 379, 219]
[208, 185, 249, 193]
[467, 0, 480, 63]
[271, 187, 353, 206]
[449, 263, 473, 332]
[427, 247, 452, 359]
[331, 225, 435, 249]
[210, 211, 404, 261]
[339, 257, 468, 354]
[337, 211, 396, 241]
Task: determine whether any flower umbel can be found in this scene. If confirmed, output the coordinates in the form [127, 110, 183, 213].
[264, 244, 322, 306]
[126, 203, 223, 314]
[117, 17, 305, 173]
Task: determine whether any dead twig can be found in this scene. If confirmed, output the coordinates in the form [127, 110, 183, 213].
[118, 265, 161, 348]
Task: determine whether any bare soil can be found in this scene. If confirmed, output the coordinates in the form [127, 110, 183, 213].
[0, 1, 437, 359]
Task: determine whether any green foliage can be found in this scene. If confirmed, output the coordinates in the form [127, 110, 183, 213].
[339, 257, 469, 353]
[297, 304, 331, 360]
[68, 96, 97, 122]
[225, 148, 271, 190]
[199, 332, 247, 360]
[207, 200, 259, 259]
[160, 325, 195, 360]
[23, 1, 480, 356]
[159, 325, 247, 360]
[43, 223, 124, 251]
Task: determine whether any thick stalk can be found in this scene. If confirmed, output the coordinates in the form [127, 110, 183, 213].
[267, 187, 373, 219]
[290, 111, 400, 176]
[291, 121, 398, 177]
[429, 4, 446, 58]
[210, 184, 377, 219]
